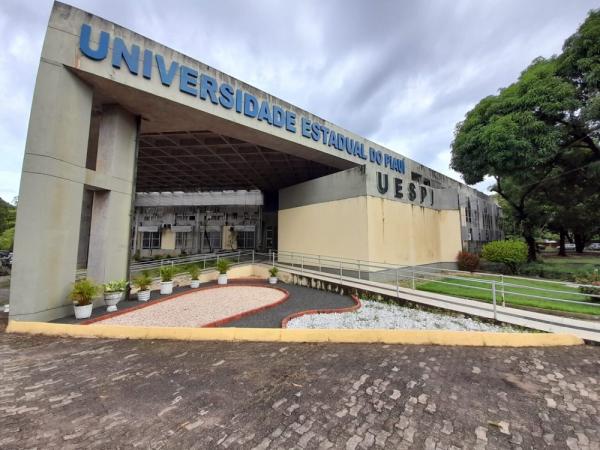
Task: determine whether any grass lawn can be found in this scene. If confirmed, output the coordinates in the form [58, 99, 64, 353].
[417, 273, 600, 316]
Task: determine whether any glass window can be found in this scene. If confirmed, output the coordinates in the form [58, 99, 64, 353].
[203, 230, 221, 252]
[142, 231, 161, 249]
[236, 230, 255, 249]
[175, 232, 191, 249]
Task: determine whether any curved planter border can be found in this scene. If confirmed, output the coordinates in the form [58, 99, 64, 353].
[83, 282, 288, 326]
[281, 294, 362, 328]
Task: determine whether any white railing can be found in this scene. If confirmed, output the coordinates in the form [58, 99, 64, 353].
[274, 250, 600, 320]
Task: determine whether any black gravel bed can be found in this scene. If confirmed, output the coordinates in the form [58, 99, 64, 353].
[222, 283, 356, 328]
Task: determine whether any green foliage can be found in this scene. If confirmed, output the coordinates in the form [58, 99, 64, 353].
[575, 270, 600, 302]
[216, 258, 231, 274]
[189, 264, 200, 280]
[132, 272, 152, 291]
[103, 279, 127, 292]
[451, 11, 600, 262]
[456, 251, 480, 272]
[70, 278, 100, 306]
[481, 240, 528, 274]
[0, 197, 16, 234]
[160, 265, 175, 282]
[269, 266, 279, 277]
[0, 227, 14, 251]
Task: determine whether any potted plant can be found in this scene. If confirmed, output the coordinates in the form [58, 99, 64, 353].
[268, 266, 279, 284]
[103, 279, 127, 312]
[189, 264, 201, 289]
[133, 271, 152, 302]
[216, 258, 231, 285]
[160, 265, 175, 295]
[70, 278, 100, 319]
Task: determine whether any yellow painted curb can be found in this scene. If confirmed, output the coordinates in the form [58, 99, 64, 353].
[6, 321, 584, 347]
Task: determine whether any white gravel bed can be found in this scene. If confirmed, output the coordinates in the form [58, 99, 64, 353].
[97, 286, 285, 327]
[286, 299, 517, 332]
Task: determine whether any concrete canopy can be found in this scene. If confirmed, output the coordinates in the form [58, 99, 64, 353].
[77, 69, 356, 193]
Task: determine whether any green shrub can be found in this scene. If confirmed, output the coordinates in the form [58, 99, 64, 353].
[70, 278, 100, 306]
[456, 251, 480, 272]
[133, 272, 152, 291]
[189, 264, 200, 280]
[216, 258, 231, 274]
[575, 270, 600, 302]
[481, 240, 528, 274]
[103, 279, 128, 292]
[160, 265, 175, 282]
[269, 266, 279, 277]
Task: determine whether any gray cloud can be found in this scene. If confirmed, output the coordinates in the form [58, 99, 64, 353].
[0, 0, 596, 200]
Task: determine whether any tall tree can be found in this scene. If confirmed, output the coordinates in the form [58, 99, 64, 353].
[451, 10, 600, 261]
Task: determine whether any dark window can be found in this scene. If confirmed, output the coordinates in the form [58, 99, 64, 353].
[142, 232, 161, 249]
[411, 172, 422, 183]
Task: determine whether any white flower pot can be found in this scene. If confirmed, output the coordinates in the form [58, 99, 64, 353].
[104, 291, 123, 312]
[217, 274, 228, 285]
[74, 303, 93, 319]
[269, 277, 278, 285]
[160, 281, 174, 295]
[137, 290, 151, 302]
[190, 279, 200, 289]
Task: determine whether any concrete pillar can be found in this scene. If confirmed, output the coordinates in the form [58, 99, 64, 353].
[9, 63, 93, 321]
[86, 106, 138, 286]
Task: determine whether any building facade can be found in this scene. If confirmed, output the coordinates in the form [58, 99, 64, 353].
[10, 2, 501, 321]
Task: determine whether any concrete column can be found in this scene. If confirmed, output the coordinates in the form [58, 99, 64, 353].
[9, 63, 93, 321]
[86, 106, 138, 286]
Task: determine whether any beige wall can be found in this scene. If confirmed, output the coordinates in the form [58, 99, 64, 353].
[161, 230, 175, 250]
[278, 197, 370, 261]
[366, 197, 461, 265]
[278, 196, 462, 266]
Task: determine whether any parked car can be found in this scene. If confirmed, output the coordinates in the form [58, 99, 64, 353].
[0, 251, 11, 268]
[587, 243, 600, 251]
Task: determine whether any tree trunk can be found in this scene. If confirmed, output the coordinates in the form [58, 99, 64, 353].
[558, 228, 567, 257]
[523, 222, 537, 262]
[574, 232, 586, 253]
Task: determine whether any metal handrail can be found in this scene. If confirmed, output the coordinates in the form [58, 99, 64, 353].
[273, 250, 600, 316]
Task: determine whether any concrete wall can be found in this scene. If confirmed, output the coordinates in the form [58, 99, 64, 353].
[366, 197, 462, 266]
[278, 197, 370, 262]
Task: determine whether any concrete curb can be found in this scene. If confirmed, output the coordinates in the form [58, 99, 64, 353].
[281, 294, 362, 328]
[6, 321, 584, 347]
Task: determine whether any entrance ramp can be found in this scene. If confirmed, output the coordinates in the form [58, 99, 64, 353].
[271, 251, 600, 343]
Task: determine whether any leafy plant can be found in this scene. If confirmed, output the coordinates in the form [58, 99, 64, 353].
[189, 264, 200, 280]
[269, 266, 279, 277]
[481, 240, 528, 274]
[133, 272, 152, 291]
[160, 265, 175, 282]
[216, 258, 231, 275]
[456, 251, 480, 272]
[103, 279, 128, 293]
[70, 278, 100, 306]
[575, 270, 600, 302]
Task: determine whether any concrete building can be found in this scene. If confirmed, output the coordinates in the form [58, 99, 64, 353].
[10, 2, 501, 321]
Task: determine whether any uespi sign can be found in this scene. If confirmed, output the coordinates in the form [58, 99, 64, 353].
[79, 24, 406, 174]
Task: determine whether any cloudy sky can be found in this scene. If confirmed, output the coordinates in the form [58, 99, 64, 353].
[0, 0, 597, 202]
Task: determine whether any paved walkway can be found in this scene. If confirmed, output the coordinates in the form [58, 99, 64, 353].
[278, 264, 600, 342]
[1, 319, 599, 449]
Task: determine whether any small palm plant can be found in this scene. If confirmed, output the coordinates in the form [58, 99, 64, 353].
[70, 278, 100, 306]
[216, 259, 231, 285]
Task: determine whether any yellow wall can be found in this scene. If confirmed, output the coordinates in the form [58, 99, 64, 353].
[161, 230, 175, 250]
[278, 196, 462, 266]
[366, 197, 462, 265]
[278, 197, 370, 261]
